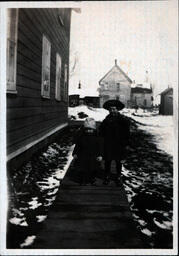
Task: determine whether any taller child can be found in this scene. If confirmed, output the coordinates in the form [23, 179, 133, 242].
[99, 100, 130, 185]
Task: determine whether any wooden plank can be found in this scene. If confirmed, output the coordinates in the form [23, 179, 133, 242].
[45, 9, 70, 50]
[16, 67, 56, 99]
[18, 11, 42, 52]
[7, 93, 68, 108]
[17, 51, 41, 74]
[14, 86, 41, 98]
[16, 74, 41, 91]
[7, 117, 66, 148]
[7, 107, 41, 120]
[7, 121, 67, 155]
[17, 63, 41, 84]
[7, 105, 67, 121]
[7, 110, 66, 131]
[17, 39, 41, 66]
[18, 30, 56, 71]
[30, 164, 146, 249]
[36, 9, 69, 61]
[19, 9, 42, 40]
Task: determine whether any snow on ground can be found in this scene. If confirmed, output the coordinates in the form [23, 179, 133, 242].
[20, 235, 36, 248]
[68, 105, 109, 121]
[8, 137, 75, 248]
[126, 113, 174, 156]
[28, 197, 42, 210]
[69, 105, 174, 156]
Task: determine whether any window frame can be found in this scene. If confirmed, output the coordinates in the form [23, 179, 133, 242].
[55, 52, 62, 101]
[41, 34, 51, 99]
[63, 64, 68, 102]
[116, 82, 120, 91]
[6, 9, 19, 94]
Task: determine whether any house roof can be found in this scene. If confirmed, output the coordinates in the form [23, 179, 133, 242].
[160, 87, 173, 95]
[131, 87, 152, 94]
[84, 96, 100, 99]
[99, 62, 132, 84]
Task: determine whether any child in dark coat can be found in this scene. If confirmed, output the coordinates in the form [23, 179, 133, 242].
[73, 118, 103, 185]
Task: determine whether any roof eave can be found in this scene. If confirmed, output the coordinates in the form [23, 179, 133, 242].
[99, 64, 132, 84]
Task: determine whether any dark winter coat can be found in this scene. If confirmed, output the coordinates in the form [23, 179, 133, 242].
[73, 129, 104, 181]
[99, 113, 130, 160]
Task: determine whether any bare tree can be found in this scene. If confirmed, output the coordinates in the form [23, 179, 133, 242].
[69, 46, 80, 79]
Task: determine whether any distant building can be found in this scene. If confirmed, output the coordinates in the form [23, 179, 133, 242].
[159, 88, 173, 115]
[69, 94, 80, 107]
[84, 96, 100, 108]
[131, 86, 153, 109]
[69, 95, 100, 108]
[6, 8, 75, 168]
[98, 59, 132, 108]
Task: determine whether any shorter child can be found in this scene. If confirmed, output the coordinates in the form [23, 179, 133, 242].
[73, 118, 103, 185]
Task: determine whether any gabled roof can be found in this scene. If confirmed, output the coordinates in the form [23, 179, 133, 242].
[160, 87, 173, 95]
[131, 87, 152, 94]
[99, 62, 132, 84]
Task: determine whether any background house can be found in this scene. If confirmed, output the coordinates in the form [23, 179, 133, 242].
[69, 95, 100, 108]
[83, 96, 100, 108]
[69, 94, 80, 107]
[131, 85, 153, 109]
[159, 88, 173, 115]
[98, 59, 132, 108]
[7, 8, 73, 168]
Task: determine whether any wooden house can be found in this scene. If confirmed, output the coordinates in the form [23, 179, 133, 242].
[69, 94, 80, 107]
[83, 96, 100, 108]
[159, 88, 173, 115]
[6, 8, 74, 168]
[69, 95, 100, 108]
[131, 86, 153, 109]
[98, 60, 132, 108]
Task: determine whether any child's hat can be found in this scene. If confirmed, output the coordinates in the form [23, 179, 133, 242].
[84, 117, 96, 129]
[103, 99, 125, 110]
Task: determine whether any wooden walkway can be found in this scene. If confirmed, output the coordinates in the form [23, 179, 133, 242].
[31, 163, 146, 249]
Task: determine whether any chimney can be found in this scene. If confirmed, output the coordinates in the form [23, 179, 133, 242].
[115, 59, 117, 66]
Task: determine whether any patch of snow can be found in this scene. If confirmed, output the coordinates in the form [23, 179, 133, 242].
[162, 221, 173, 229]
[20, 235, 36, 248]
[68, 105, 109, 121]
[19, 207, 28, 211]
[20, 221, 28, 226]
[126, 113, 174, 156]
[138, 219, 147, 226]
[12, 208, 24, 217]
[146, 209, 167, 214]
[153, 218, 172, 230]
[37, 145, 75, 192]
[28, 197, 42, 210]
[9, 217, 28, 226]
[44, 196, 56, 207]
[47, 188, 59, 196]
[141, 228, 153, 237]
[123, 184, 136, 203]
[132, 213, 140, 219]
[36, 215, 47, 223]
[54, 145, 75, 179]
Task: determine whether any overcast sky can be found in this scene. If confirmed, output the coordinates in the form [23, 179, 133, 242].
[69, 1, 178, 99]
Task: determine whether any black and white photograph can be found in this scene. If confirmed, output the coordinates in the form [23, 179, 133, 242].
[0, 1, 178, 255]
